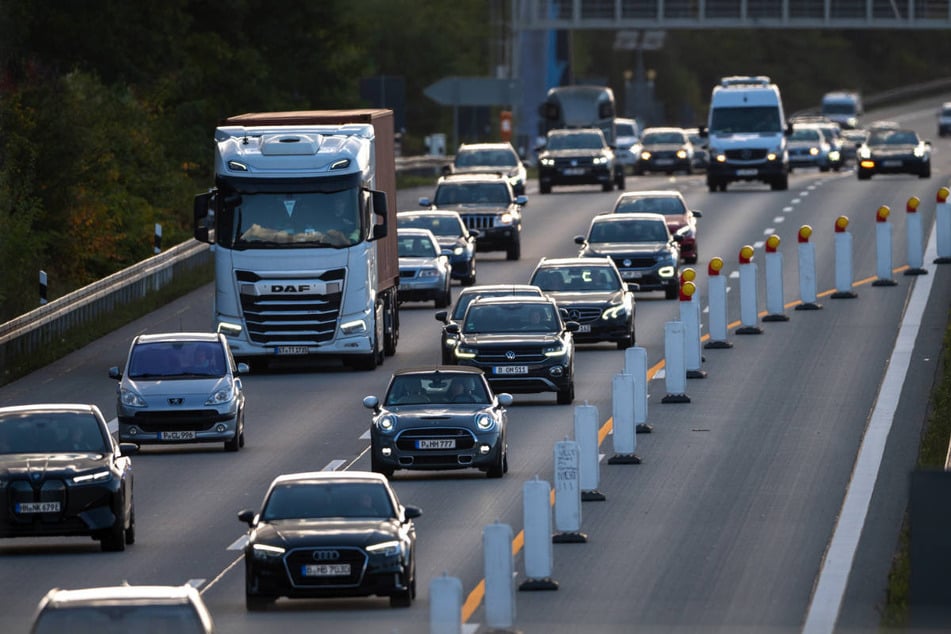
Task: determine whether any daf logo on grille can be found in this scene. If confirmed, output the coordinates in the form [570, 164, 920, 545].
[568, 310, 581, 321]
[168, 398, 184, 406]
[505, 351, 517, 360]
[313, 550, 340, 561]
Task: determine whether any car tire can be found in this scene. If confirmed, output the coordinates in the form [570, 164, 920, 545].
[857, 170, 871, 181]
[616, 173, 626, 190]
[487, 445, 505, 479]
[371, 452, 394, 479]
[539, 181, 551, 194]
[100, 520, 126, 552]
[920, 166, 932, 179]
[435, 286, 451, 309]
[246, 593, 273, 612]
[506, 239, 521, 261]
[770, 175, 789, 191]
[461, 262, 477, 287]
[224, 416, 242, 452]
[556, 381, 574, 405]
[390, 587, 413, 608]
[602, 181, 613, 192]
[665, 284, 679, 300]
[125, 507, 136, 545]
[820, 165, 830, 173]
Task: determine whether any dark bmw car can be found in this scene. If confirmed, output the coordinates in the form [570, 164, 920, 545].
[397, 210, 478, 286]
[434, 283, 546, 364]
[364, 366, 513, 478]
[537, 128, 624, 194]
[239, 471, 421, 610]
[447, 297, 577, 404]
[528, 257, 637, 349]
[857, 128, 932, 180]
[0, 403, 137, 552]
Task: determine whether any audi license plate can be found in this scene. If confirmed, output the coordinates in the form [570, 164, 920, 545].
[160, 430, 196, 441]
[275, 346, 308, 355]
[16, 502, 61, 514]
[736, 168, 758, 176]
[302, 564, 351, 577]
[563, 168, 585, 176]
[494, 366, 528, 375]
[417, 439, 456, 450]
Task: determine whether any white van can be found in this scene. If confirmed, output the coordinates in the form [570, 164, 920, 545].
[702, 76, 791, 193]
[821, 91, 863, 129]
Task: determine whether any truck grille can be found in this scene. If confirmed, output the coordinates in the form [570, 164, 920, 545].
[236, 269, 345, 345]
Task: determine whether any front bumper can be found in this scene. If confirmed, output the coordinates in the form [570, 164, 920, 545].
[118, 409, 239, 445]
[372, 427, 502, 471]
[1, 477, 123, 538]
[539, 165, 612, 187]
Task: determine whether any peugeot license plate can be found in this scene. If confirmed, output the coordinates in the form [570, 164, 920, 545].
[160, 430, 196, 441]
[493, 366, 528, 375]
[302, 564, 351, 577]
[417, 439, 456, 449]
[16, 502, 61, 514]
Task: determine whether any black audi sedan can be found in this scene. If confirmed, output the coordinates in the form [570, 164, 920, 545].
[0, 403, 137, 552]
[364, 367, 513, 477]
[857, 128, 931, 180]
[447, 297, 577, 405]
[239, 471, 421, 610]
[528, 257, 637, 349]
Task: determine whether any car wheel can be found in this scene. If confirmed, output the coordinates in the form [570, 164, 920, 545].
[602, 181, 613, 192]
[617, 328, 635, 350]
[770, 175, 788, 191]
[371, 452, 394, 479]
[100, 520, 126, 552]
[486, 445, 505, 479]
[224, 418, 242, 452]
[246, 593, 273, 612]
[124, 507, 136, 545]
[539, 181, 551, 194]
[435, 285, 451, 309]
[506, 239, 521, 261]
[665, 284, 679, 300]
[820, 165, 830, 173]
[556, 381, 574, 405]
[857, 170, 871, 181]
[920, 166, 932, 179]
[616, 174, 626, 190]
[461, 262, 477, 287]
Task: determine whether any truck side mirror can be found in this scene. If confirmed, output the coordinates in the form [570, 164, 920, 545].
[370, 189, 388, 240]
[193, 191, 214, 244]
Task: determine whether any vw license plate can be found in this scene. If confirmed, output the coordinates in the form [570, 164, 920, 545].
[736, 168, 758, 176]
[417, 439, 456, 450]
[562, 168, 585, 176]
[275, 346, 308, 355]
[494, 366, 528, 375]
[302, 564, 351, 577]
[16, 502, 61, 514]
[160, 430, 196, 441]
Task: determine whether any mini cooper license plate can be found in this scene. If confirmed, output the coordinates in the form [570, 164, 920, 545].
[494, 366, 528, 375]
[302, 563, 351, 577]
[417, 439, 456, 449]
[160, 430, 196, 441]
[16, 502, 61, 514]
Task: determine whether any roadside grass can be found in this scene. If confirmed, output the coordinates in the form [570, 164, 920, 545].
[881, 315, 951, 629]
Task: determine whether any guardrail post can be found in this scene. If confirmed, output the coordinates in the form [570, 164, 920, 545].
[519, 477, 558, 591]
[430, 572, 463, 634]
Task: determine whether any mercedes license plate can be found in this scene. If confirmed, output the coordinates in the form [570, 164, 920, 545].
[302, 563, 351, 577]
[275, 346, 309, 355]
[160, 430, 196, 441]
[417, 439, 456, 450]
[577, 325, 591, 333]
[493, 365, 528, 375]
[16, 502, 61, 514]
[622, 271, 642, 279]
[736, 168, 758, 176]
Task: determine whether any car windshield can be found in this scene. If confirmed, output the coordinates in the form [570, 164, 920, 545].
[790, 129, 821, 141]
[262, 482, 395, 521]
[455, 149, 517, 168]
[532, 267, 620, 292]
[386, 372, 490, 405]
[0, 411, 107, 454]
[31, 604, 206, 634]
[546, 133, 604, 150]
[868, 130, 919, 146]
[451, 289, 542, 320]
[642, 131, 685, 144]
[127, 342, 226, 379]
[589, 220, 668, 244]
[462, 303, 559, 334]
[398, 234, 438, 258]
[433, 183, 510, 206]
[398, 215, 463, 237]
[710, 105, 782, 134]
[823, 102, 857, 115]
[614, 196, 686, 215]
[616, 122, 638, 137]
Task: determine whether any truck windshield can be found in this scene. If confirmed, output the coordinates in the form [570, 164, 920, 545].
[710, 106, 782, 134]
[232, 190, 361, 248]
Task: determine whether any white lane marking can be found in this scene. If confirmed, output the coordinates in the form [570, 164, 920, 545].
[800, 190, 810, 196]
[654, 369, 666, 380]
[323, 459, 346, 472]
[360, 429, 371, 440]
[802, 219, 939, 634]
[783, 206, 794, 213]
[729, 271, 740, 279]
[773, 216, 785, 223]
[764, 228, 776, 236]
[186, 579, 205, 589]
[792, 198, 801, 204]
[753, 241, 765, 249]
[227, 535, 248, 551]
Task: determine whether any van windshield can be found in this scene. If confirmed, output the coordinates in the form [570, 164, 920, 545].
[710, 106, 782, 134]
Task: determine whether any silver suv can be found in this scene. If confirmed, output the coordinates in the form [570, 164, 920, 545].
[109, 332, 248, 451]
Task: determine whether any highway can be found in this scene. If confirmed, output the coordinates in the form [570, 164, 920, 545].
[1, 97, 949, 634]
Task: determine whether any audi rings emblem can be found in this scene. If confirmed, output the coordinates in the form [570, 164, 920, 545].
[313, 550, 340, 561]
[505, 350, 517, 360]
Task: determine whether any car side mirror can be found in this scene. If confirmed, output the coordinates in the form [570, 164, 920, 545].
[118, 443, 138, 457]
[515, 195, 528, 206]
[468, 229, 480, 239]
[445, 324, 460, 334]
[236, 362, 250, 375]
[238, 509, 256, 526]
[362, 395, 380, 411]
[108, 366, 122, 380]
[692, 210, 702, 218]
[627, 283, 640, 292]
[403, 505, 423, 520]
[565, 321, 580, 332]
[434, 311, 448, 323]
[497, 393, 514, 407]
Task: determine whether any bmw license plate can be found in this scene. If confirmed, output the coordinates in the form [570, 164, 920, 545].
[417, 439, 456, 449]
[275, 346, 308, 355]
[736, 168, 758, 176]
[16, 502, 61, 514]
[160, 430, 196, 441]
[494, 366, 528, 375]
[302, 564, 351, 577]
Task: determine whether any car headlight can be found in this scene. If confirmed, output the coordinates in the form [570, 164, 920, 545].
[71, 469, 112, 484]
[540, 157, 554, 166]
[858, 147, 871, 159]
[251, 543, 286, 560]
[640, 150, 652, 160]
[676, 149, 687, 159]
[418, 268, 440, 278]
[914, 145, 926, 157]
[455, 345, 477, 359]
[475, 413, 496, 430]
[714, 152, 726, 163]
[601, 303, 629, 320]
[809, 147, 819, 156]
[829, 150, 840, 161]
[206, 381, 235, 405]
[377, 415, 397, 432]
[543, 342, 567, 357]
[453, 246, 465, 255]
[119, 387, 147, 408]
[499, 212, 514, 225]
[658, 265, 677, 278]
[766, 152, 778, 161]
[366, 540, 403, 557]
[593, 155, 608, 165]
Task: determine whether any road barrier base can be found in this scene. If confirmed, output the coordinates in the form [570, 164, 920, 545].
[662, 393, 691, 403]
[581, 490, 606, 501]
[736, 326, 764, 334]
[519, 578, 559, 591]
[904, 268, 928, 276]
[608, 453, 642, 464]
[553, 532, 588, 543]
[687, 369, 708, 379]
[795, 302, 823, 310]
[704, 340, 733, 349]
[873, 278, 898, 286]
[763, 314, 789, 322]
[831, 291, 858, 298]
[636, 423, 653, 434]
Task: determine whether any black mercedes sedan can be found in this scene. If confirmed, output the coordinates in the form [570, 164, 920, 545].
[364, 367, 513, 477]
[857, 128, 931, 180]
[239, 471, 421, 610]
[0, 403, 137, 552]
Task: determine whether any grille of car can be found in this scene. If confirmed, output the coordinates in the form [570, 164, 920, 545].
[8, 480, 66, 523]
[460, 214, 501, 231]
[128, 410, 224, 431]
[611, 255, 659, 269]
[648, 150, 679, 160]
[399, 270, 418, 279]
[396, 427, 476, 451]
[472, 346, 547, 363]
[236, 268, 345, 345]
[561, 306, 603, 324]
[553, 156, 596, 167]
[724, 148, 769, 161]
[285, 547, 368, 588]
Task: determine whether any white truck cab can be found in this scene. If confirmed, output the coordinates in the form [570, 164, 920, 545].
[702, 76, 791, 193]
[821, 91, 863, 130]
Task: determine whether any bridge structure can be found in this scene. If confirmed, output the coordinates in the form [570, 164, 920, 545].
[515, 0, 951, 30]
